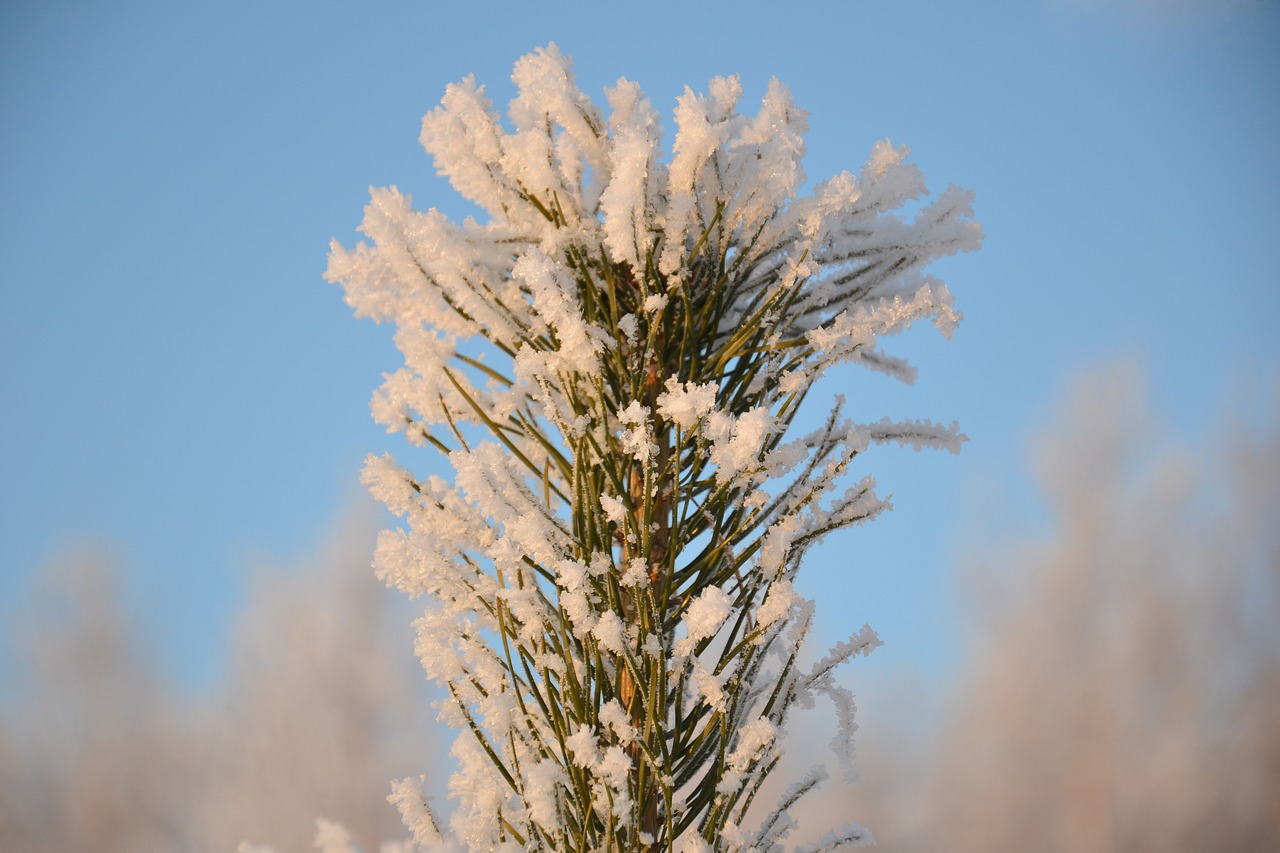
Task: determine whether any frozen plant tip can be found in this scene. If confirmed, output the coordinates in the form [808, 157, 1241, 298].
[327, 44, 980, 852]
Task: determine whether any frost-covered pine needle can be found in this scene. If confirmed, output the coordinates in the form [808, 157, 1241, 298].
[326, 43, 980, 852]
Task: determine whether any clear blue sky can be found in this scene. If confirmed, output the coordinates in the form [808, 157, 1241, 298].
[2, 0, 1277, 692]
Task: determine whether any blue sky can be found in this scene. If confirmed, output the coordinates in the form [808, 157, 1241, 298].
[2, 0, 1277, 693]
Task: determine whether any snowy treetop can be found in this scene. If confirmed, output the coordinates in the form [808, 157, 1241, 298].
[325, 44, 980, 853]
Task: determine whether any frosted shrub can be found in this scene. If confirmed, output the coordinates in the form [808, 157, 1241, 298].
[327, 44, 980, 852]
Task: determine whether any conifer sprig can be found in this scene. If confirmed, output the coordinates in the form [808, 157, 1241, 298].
[330, 44, 980, 852]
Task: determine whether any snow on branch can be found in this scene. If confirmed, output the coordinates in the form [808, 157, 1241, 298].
[326, 43, 979, 852]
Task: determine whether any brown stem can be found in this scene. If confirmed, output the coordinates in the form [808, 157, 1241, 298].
[618, 356, 672, 850]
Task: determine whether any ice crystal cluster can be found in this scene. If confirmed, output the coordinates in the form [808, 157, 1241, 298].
[326, 44, 981, 852]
